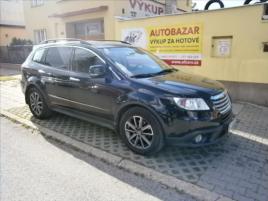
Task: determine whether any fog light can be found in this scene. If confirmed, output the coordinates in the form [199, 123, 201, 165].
[195, 135, 203, 143]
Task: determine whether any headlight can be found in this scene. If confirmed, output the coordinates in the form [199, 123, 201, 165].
[173, 98, 210, 111]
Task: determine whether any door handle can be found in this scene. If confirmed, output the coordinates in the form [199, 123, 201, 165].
[69, 77, 80, 82]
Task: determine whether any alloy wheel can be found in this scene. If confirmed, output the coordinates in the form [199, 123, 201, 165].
[124, 115, 154, 150]
[29, 91, 43, 116]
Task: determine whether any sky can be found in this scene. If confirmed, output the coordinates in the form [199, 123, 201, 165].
[192, 0, 259, 10]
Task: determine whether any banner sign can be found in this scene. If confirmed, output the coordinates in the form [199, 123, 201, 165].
[128, 0, 165, 17]
[147, 24, 203, 66]
[122, 23, 203, 66]
[122, 28, 147, 48]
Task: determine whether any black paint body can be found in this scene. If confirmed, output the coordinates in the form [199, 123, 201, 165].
[21, 42, 233, 146]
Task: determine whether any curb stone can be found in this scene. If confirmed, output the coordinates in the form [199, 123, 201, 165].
[0, 63, 21, 69]
[0, 109, 235, 201]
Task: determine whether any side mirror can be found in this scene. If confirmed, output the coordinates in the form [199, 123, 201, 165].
[89, 64, 106, 78]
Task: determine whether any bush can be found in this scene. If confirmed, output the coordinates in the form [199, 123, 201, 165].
[10, 37, 33, 46]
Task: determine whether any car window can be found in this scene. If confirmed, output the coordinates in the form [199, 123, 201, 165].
[72, 48, 104, 73]
[100, 47, 171, 76]
[32, 48, 46, 64]
[45, 47, 72, 69]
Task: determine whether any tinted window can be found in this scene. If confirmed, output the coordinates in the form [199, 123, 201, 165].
[45, 47, 72, 69]
[72, 48, 103, 73]
[32, 48, 46, 64]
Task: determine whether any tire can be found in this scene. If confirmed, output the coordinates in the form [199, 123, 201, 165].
[27, 87, 52, 119]
[119, 107, 164, 155]
[204, 0, 224, 10]
[244, 0, 267, 4]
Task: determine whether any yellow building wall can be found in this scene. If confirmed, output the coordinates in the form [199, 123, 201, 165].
[177, 0, 192, 12]
[115, 4, 268, 84]
[23, 0, 192, 43]
[0, 0, 25, 26]
[54, 0, 117, 40]
[23, 0, 120, 42]
[23, 0, 57, 41]
[0, 26, 28, 46]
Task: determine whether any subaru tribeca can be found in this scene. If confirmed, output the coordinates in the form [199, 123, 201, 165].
[21, 39, 233, 155]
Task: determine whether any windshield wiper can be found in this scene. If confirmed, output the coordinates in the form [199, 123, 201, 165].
[130, 73, 155, 78]
[153, 68, 177, 76]
[131, 69, 177, 78]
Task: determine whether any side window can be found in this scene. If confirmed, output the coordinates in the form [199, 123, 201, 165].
[32, 48, 46, 64]
[45, 47, 72, 69]
[72, 48, 104, 73]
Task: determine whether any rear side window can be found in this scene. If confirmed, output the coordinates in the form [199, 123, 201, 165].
[72, 48, 103, 73]
[32, 48, 46, 64]
[45, 47, 72, 69]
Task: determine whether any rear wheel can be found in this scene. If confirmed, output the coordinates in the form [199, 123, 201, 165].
[27, 87, 52, 119]
[119, 107, 164, 155]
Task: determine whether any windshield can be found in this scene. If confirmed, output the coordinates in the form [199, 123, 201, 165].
[99, 46, 175, 77]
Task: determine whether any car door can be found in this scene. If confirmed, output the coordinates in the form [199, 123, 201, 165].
[67, 47, 123, 120]
[42, 46, 73, 107]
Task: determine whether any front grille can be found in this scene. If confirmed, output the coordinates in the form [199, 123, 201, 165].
[211, 90, 231, 114]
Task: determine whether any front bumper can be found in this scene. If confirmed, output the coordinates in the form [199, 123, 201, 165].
[165, 112, 234, 147]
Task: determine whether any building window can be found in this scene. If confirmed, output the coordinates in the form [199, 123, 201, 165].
[263, 4, 268, 20]
[34, 29, 47, 44]
[211, 36, 233, 58]
[263, 42, 268, 52]
[66, 19, 104, 40]
[31, 0, 44, 7]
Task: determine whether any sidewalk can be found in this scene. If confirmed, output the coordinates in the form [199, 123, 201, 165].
[1, 78, 267, 201]
[0, 63, 21, 76]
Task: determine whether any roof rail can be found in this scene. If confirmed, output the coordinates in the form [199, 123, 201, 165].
[94, 40, 132, 45]
[39, 38, 91, 45]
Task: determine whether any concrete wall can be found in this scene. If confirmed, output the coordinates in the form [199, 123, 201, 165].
[221, 81, 268, 107]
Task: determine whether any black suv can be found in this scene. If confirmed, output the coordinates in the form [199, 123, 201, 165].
[21, 39, 233, 155]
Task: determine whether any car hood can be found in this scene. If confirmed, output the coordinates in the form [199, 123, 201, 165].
[134, 70, 225, 97]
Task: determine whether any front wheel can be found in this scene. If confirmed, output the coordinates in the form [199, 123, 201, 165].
[119, 107, 164, 155]
[27, 87, 52, 119]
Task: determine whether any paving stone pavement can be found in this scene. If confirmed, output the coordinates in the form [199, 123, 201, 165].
[0, 78, 24, 110]
[1, 79, 268, 201]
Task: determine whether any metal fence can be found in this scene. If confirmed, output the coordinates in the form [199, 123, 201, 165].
[0, 45, 33, 64]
